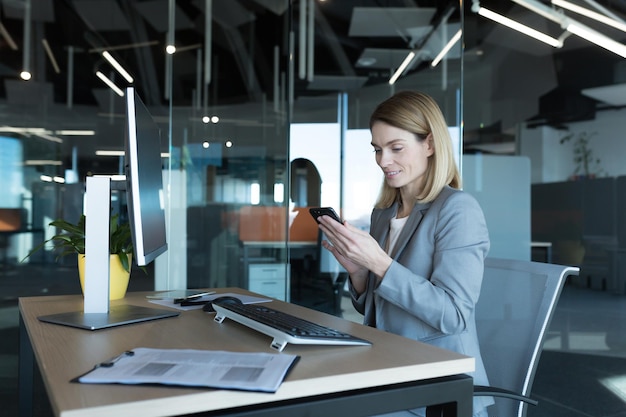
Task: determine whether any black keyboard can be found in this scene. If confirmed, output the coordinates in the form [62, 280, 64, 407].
[212, 300, 371, 352]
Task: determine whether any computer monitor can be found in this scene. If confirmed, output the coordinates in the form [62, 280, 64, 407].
[37, 88, 179, 330]
[124, 87, 168, 266]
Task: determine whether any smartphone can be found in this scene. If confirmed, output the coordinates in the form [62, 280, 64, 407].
[309, 207, 343, 224]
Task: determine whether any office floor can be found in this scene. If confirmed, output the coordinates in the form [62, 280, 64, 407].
[2, 268, 626, 417]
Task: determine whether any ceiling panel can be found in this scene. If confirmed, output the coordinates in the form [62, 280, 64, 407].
[72, 0, 130, 31]
[348, 7, 436, 38]
[250, 0, 289, 15]
[5, 80, 53, 105]
[2, 0, 55, 22]
[195, 0, 255, 28]
[133, 0, 195, 32]
[582, 83, 626, 106]
[306, 75, 368, 91]
[355, 48, 413, 69]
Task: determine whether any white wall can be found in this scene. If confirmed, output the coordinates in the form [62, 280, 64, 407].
[463, 154, 531, 261]
[519, 108, 626, 183]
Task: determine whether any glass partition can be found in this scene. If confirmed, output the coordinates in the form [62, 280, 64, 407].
[0, 0, 465, 312]
[0, 1, 292, 301]
[288, 1, 463, 311]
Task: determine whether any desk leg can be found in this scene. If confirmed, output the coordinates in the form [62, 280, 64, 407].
[18, 313, 34, 417]
[422, 376, 473, 417]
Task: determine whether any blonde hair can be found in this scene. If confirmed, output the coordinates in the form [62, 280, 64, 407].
[370, 91, 461, 208]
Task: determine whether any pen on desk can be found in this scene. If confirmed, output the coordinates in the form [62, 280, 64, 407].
[98, 351, 134, 368]
[173, 291, 215, 304]
[180, 299, 212, 307]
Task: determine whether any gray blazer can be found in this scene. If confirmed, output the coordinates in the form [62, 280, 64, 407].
[349, 186, 493, 413]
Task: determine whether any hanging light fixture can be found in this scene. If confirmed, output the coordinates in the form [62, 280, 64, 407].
[431, 29, 463, 67]
[95, 71, 125, 96]
[472, 2, 563, 47]
[20, 0, 32, 80]
[388, 51, 416, 85]
[101, 51, 134, 83]
[512, 0, 626, 58]
[552, 0, 626, 33]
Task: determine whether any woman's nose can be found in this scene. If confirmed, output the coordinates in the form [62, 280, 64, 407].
[377, 151, 391, 167]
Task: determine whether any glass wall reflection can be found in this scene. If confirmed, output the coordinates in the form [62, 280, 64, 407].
[3, 0, 623, 330]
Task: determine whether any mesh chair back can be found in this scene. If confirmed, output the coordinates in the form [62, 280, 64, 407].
[476, 258, 579, 417]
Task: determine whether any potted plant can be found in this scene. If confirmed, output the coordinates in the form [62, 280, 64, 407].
[24, 213, 135, 300]
[559, 131, 604, 179]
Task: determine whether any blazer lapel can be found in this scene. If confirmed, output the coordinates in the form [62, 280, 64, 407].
[389, 203, 429, 259]
[371, 204, 395, 248]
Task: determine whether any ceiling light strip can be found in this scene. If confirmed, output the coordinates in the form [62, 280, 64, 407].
[477, 7, 563, 47]
[95, 150, 125, 156]
[88, 41, 158, 53]
[583, 0, 626, 23]
[0, 22, 18, 50]
[21, 0, 32, 80]
[102, 51, 134, 83]
[565, 20, 626, 57]
[552, 0, 626, 33]
[431, 29, 462, 68]
[95, 71, 125, 96]
[42, 39, 61, 74]
[55, 130, 95, 136]
[388, 51, 416, 85]
[510, 0, 563, 24]
[509, 0, 626, 58]
[167, 0, 176, 53]
[25, 160, 63, 166]
[204, 0, 213, 107]
[298, 0, 306, 80]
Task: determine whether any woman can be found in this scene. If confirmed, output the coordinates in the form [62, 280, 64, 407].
[317, 91, 493, 417]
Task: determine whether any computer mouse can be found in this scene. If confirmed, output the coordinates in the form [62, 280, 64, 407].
[202, 296, 242, 312]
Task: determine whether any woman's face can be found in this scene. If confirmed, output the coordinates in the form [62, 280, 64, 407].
[371, 121, 433, 195]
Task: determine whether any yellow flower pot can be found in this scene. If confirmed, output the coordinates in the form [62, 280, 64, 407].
[77, 254, 131, 300]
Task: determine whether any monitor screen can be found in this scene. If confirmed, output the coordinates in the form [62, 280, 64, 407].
[124, 87, 168, 266]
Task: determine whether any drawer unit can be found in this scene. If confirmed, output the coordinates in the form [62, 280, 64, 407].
[248, 263, 289, 301]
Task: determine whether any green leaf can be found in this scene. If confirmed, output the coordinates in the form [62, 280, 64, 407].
[21, 211, 134, 273]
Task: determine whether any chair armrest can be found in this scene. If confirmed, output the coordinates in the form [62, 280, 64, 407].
[474, 385, 539, 406]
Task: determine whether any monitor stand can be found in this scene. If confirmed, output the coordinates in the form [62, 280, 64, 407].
[38, 305, 179, 330]
[37, 176, 179, 330]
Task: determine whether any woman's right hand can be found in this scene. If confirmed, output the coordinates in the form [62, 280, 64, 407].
[318, 215, 389, 294]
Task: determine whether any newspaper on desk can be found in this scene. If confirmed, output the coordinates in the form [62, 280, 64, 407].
[76, 347, 299, 393]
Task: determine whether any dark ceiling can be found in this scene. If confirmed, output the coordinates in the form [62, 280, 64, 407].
[1, 0, 626, 135]
[0, 0, 459, 109]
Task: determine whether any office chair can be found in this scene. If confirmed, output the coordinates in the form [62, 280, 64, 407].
[298, 230, 347, 316]
[474, 257, 579, 417]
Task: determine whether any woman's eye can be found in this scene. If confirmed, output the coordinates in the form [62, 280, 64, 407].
[373, 148, 381, 154]
[392, 147, 403, 152]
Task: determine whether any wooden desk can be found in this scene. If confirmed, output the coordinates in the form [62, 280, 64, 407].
[19, 289, 474, 417]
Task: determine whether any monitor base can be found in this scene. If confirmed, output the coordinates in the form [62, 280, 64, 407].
[37, 305, 179, 330]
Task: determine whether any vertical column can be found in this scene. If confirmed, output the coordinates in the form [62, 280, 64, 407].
[84, 176, 111, 314]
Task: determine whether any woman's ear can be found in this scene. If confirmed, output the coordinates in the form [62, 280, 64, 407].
[425, 133, 435, 157]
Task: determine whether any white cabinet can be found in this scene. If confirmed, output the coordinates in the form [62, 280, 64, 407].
[248, 263, 289, 301]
